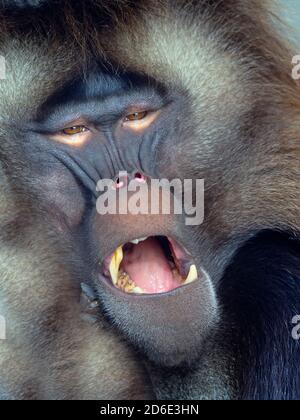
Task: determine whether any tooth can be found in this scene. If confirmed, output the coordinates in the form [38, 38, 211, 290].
[109, 246, 123, 285]
[131, 287, 144, 294]
[184, 265, 198, 285]
[130, 237, 148, 245]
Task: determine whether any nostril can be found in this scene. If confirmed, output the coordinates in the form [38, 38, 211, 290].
[134, 172, 146, 183]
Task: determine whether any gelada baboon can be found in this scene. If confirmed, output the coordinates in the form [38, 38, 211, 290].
[0, 0, 300, 400]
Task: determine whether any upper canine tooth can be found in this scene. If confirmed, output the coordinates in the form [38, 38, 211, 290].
[184, 265, 198, 285]
[109, 246, 123, 285]
[131, 237, 148, 245]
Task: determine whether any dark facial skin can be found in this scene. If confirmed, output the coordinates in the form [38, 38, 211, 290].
[18, 69, 218, 367]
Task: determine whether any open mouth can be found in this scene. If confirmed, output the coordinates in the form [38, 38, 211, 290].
[100, 236, 198, 295]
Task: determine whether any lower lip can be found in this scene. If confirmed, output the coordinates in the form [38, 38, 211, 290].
[97, 271, 200, 299]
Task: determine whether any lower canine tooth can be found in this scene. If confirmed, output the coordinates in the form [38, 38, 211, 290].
[131, 287, 144, 294]
[184, 265, 198, 285]
[109, 246, 123, 285]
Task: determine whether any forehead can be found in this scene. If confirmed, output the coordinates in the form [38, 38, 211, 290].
[0, 2, 246, 122]
[104, 6, 246, 106]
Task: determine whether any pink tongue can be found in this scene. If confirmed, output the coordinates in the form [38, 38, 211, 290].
[122, 238, 180, 294]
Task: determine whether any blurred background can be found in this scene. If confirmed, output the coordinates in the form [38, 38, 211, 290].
[279, 0, 300, 44]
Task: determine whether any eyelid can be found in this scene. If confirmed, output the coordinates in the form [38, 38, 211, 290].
[46, 105, 161, 145]
[122, 109, 160, 132]
[49, 124, 92, 147]
[61, 125, 89, 135]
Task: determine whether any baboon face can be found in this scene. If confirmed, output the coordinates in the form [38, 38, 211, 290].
[1, 0, 296, 370]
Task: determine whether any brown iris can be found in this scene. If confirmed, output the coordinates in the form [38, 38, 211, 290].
[125, 111, 148, 122]
[62, 126, 89, 135]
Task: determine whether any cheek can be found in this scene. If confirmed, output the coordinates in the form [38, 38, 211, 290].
[35, 169, 86, 229]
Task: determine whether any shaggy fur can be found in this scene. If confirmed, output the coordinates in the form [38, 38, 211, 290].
[0, 0, 300, 400]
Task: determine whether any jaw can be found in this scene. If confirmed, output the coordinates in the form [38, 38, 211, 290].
[95, 234, 219, 367]
[97, 270, 218, 366]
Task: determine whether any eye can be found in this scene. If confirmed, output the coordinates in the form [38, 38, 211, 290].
[123, 110, 160, 132]
[125, 111, 148, 122]
[49, 125, 91, 147]
[62, 126, 89, 135]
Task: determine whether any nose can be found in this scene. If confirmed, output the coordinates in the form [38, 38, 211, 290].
[113, 171, 147, 190]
